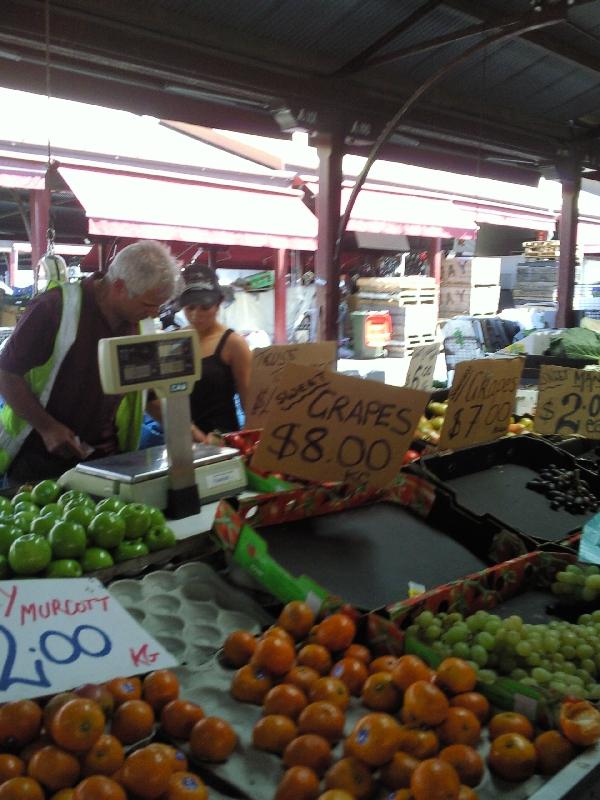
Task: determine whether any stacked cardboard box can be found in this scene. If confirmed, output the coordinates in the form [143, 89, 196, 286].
[439, 257, 501, 317]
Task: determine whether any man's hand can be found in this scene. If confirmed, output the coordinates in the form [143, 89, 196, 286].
[191, 423, 207, 444]
[39, 420, 87, 460]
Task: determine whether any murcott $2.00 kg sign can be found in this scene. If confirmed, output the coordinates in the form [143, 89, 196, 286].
[0, 578, 177, 702]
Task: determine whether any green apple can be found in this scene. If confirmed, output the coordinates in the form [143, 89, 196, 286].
[63, 504, 95, 529]
[13, 500, 40, 516]
[31, 479, 61, 506]
[41, 503, 63, 518]
[8, 534, 52, 575]
[30, 516, 55, 537]
[145, 525, 176, 552]
[95, 496, 127, 514]
[45, 559, 83, 578]
[0, 555, 9, 579]
[13, 511, 36, 532]
[117, 503, 152, 539]
[57, 490, 94, 509]
[48, 521, 87, 559]
[0, 497, 12, 515]
[88, 512, 126, 549]
[113, 539, 149, 563]
[0, 524, 21, 555]
[147, 507, 166, 528]
[11, 491, 34, 507]
[80, 547, 114, 573]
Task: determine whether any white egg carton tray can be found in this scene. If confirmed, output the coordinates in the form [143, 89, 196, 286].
[109, 562, 272, 678]
[176, 656, 600, 800]
[110, 564, 600, 800]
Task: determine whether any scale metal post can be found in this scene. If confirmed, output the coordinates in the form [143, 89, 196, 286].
[60, 329, 246, 519]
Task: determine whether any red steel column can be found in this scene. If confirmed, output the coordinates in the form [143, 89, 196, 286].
[556, 159, 581, 328]
[315, 131, 344, 342]
[29, 188, 50, 269]
[429, 237, 442, 324]
[274, 248, 287, 343]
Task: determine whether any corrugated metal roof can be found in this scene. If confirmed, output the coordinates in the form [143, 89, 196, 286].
[2, 0, 600, 175]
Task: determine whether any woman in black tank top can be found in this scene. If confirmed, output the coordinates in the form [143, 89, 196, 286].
[176, 264, 252, 441]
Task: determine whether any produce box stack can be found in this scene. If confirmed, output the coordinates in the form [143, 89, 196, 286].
[513, 240, 584, 305]
[347, 276, 437, 357]
[439, 257, 501, 318]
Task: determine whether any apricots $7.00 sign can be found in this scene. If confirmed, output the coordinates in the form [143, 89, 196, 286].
[439, 356, 524, 451]
[251, 364, 429, 489]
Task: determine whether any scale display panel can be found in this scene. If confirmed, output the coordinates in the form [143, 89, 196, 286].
[117, 337, 195, 386]
[99, 329, 201, 395]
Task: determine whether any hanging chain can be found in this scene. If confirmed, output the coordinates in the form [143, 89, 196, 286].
[45, 0, 52, 167]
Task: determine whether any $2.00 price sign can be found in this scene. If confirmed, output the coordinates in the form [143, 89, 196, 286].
[251, 364, 429, 489]
[245, 342, 337, 429]
[439, 356, 524, 451]
[535, 366, 600, 438]
[404, 342, 440, 391]
[0, 578, 177, 702]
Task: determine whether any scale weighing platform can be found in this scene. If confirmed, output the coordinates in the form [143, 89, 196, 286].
[60, 328, 247, 521]
[61, 442, 245, 509]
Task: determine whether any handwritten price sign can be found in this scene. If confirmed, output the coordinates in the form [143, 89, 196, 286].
[0, 579, 177, 702]
[251, 365, 429, 488]
[404, 342, 440, 391]
[245, 342, 337, 429]
[535, 366, 600, 437]
[439, 357, 524, 451]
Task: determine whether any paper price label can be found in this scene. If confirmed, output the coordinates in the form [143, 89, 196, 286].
[439, 357, 524, 451]
[535, 366, 600, 438]
[245, 342, 337, 429]
[0, 579, 177, 702]
[252, 365, 429, 488]
[404, 343, 440, 391]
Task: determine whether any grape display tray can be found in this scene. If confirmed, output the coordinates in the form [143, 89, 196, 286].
[109, 562, 272, 685]
[416, 435, 600, 543]
[251, 492, 538, 612]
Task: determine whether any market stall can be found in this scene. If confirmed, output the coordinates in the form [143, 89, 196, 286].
[3, 332, 600, 800]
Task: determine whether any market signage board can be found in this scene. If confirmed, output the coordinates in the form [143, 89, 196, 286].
[535, 366, 600, 438]
[252, 364, 429, 488]
[0, 579, 177, 702]
[439, 357, 524, 451]
[245, 342, 337, 429]
[404, 342, 440, 391]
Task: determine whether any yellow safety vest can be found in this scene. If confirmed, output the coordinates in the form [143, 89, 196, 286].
[0, 283, 142, 473]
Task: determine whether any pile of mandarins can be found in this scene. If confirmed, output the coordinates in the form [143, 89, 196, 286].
[222, 601, 600, 800]
[0, 668, 221, 799]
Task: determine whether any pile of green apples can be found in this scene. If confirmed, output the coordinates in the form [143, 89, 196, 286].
[0, 479, 177, 578]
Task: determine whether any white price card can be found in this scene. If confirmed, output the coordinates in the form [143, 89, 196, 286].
[0, 578, 177, 702]
[404, 343, 440, 391]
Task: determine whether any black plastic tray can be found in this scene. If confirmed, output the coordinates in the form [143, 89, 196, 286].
[256, 490, 536, 611]
[416, 436, 600, 543]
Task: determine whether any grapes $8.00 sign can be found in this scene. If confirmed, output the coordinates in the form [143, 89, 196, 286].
[439, 356, 524, 451]
[0, 579, 177, 702]
[251, 364, 429, 489]
[535, 366, 600, 438]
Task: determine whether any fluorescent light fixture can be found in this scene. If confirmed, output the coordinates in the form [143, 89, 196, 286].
[0, 49, 21, 62]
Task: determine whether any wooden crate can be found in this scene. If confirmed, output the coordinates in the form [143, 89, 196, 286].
[441, 257, 501, 287]
[439, 285, 500, 316]
[513, 281, 556, 302]
[386, 332, 438, 358]
[516, 264, 558, 284]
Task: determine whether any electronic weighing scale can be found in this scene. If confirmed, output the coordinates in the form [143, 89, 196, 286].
[59, 329, 246, 519]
